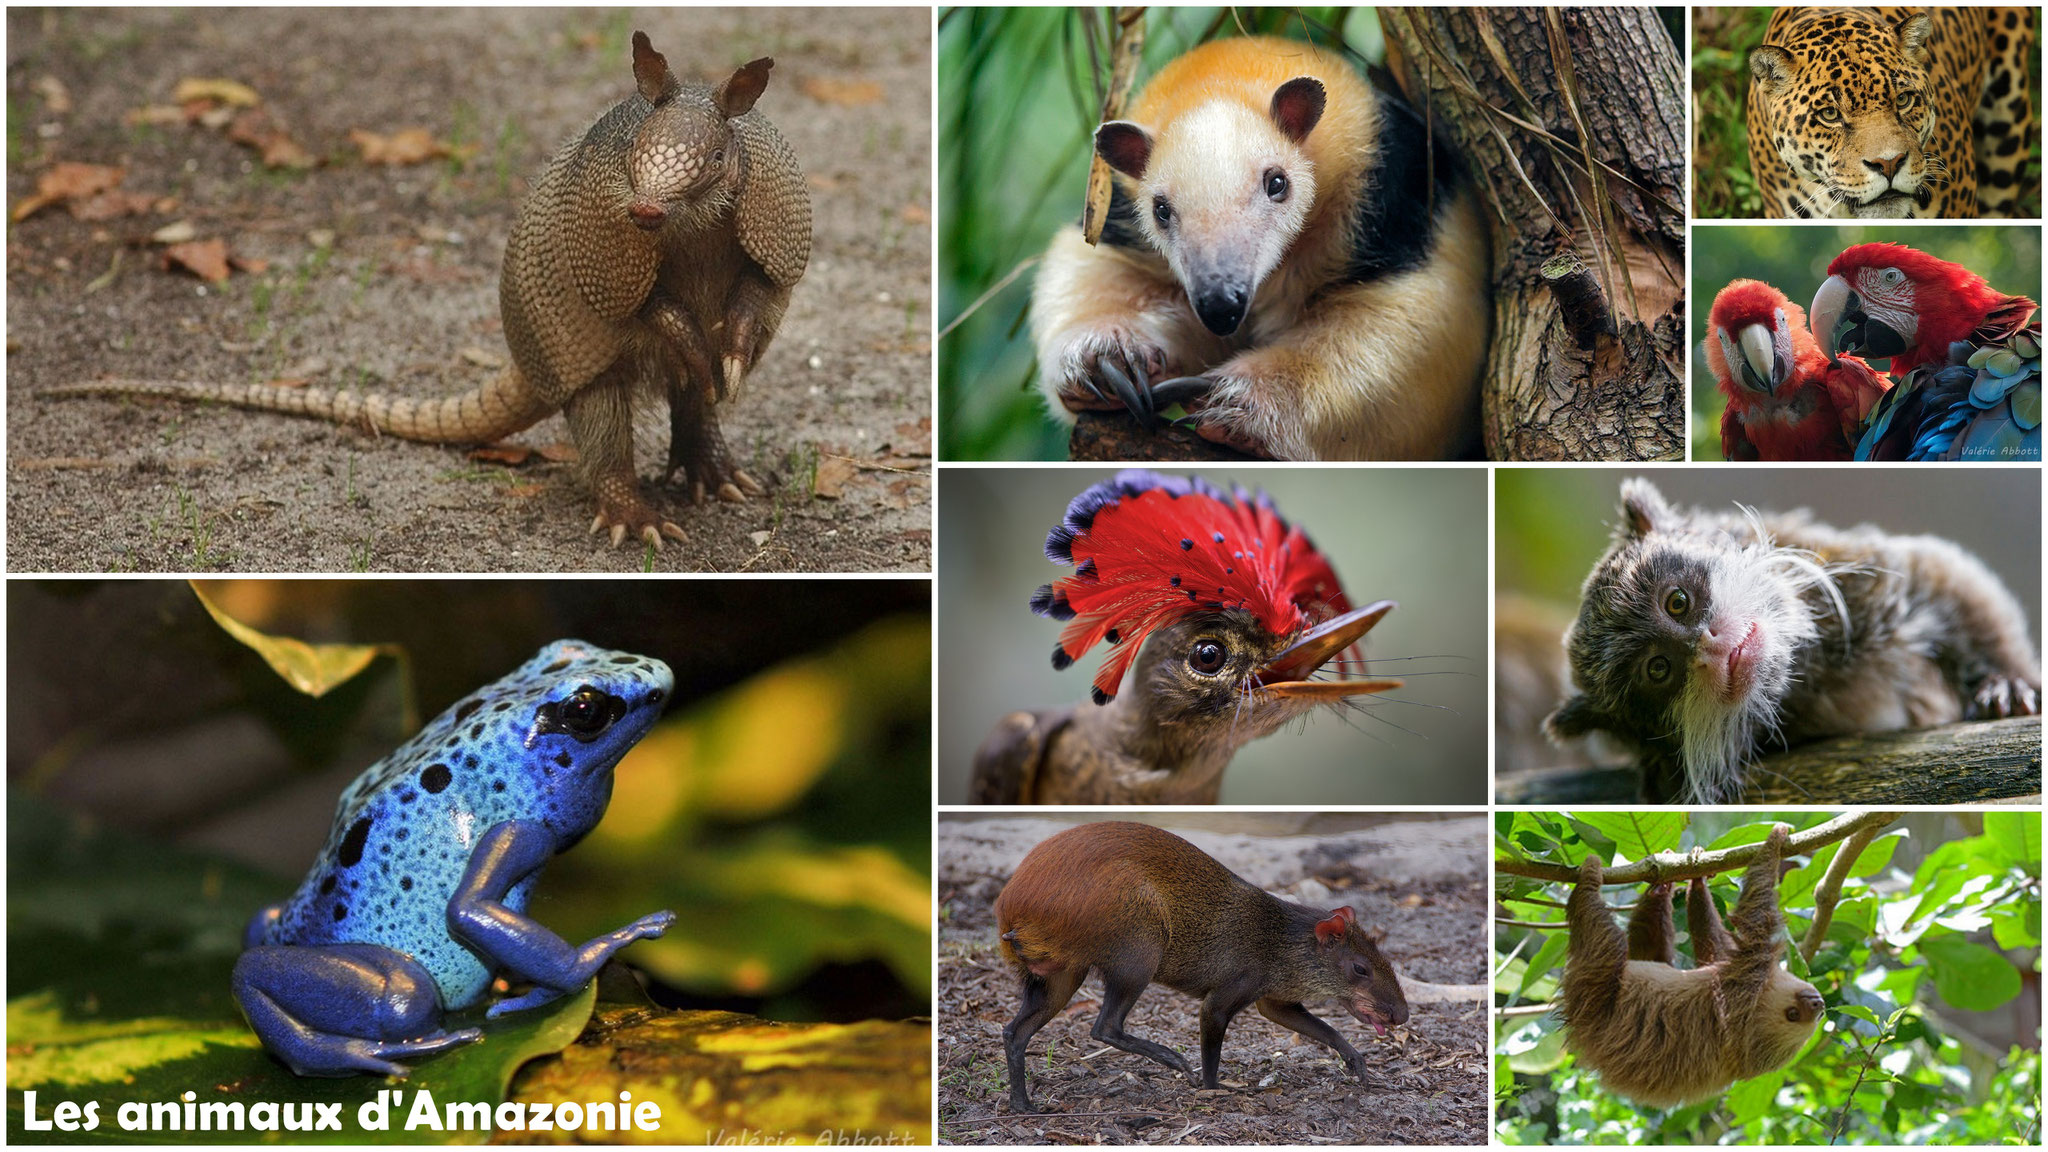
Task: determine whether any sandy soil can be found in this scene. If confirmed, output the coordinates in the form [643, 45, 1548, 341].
[6, 8, 931, 572]
[937, 816, 1490, 1145]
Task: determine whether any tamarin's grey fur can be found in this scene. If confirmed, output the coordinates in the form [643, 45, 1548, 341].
[1031, 35, 1489, 460]
[1548, 477, 2040, 803]
[1560, 825, 1826, 1108]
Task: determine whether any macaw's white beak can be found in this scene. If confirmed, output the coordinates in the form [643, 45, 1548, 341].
[1735, 322, 1780, 392]
[1811, 274, 1911, 364]
[1255, 599, 1402, 699]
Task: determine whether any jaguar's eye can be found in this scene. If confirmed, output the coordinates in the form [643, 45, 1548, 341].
[1813, 106, 1842, 126]
[1663, 588, 1690, 618]
[1264, 169, 1289, 201]
[1188, 640, 1226, 675]
[1646, 655, 1672, 684]
[1894, 91, 1919, 111]
[1153, 196, 1174, 228]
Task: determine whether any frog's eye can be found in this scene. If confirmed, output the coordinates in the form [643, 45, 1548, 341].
[539, 687, 626, 742]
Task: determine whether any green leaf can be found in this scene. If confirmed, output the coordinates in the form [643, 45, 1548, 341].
[1919, 934, 2023, 1011]
[1724, 1068, 1785, 1126]
[1572, 811, 1685, 862]
[1981, 812, 2041, 870]
[1516, 931, 1569, 999]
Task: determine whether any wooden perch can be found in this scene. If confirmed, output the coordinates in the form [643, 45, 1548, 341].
[1495, 809, 1902, 886]
[1069, 410, 1259, 460]
[1495, 716, 2041, 805]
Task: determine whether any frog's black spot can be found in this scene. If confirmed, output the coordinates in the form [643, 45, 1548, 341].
[544, 658, 573, 673]
[492, 779, 506, 793]
[333, 904, 347, 922]
[609, 654, 638, 665]
[394, 827, 409, 841]
[464, 754, 479, 769]
[400, 876, 413, 891]
[399, 789, 417, 804]
[319, 875, 338, 895]
[469, 723, 483, 740]
[454, 698, 484, 723]
[420, 764, 453, 793]
[339, 817, 373, 867]
[493, 700, 513, 712]
[554, 752, 573, 769]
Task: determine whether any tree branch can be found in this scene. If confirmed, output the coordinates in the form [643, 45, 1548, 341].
[1799, 822, 1883, 965]
[1495, 810, 1903, 885]
[1494, 716, 2041, 804]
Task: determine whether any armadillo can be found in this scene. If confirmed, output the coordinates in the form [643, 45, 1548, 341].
[46, 31, 811, 551]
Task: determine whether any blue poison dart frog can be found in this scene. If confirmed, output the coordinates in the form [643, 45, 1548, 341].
[232, 640, 677, 1077]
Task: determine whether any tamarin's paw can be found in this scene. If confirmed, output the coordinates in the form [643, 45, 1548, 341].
[1969, 673, 2042, 719]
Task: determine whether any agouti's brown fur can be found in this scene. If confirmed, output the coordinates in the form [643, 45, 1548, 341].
[991, 820, 1408, 1113]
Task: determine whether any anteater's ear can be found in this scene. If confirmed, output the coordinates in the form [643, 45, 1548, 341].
[1545, 694, 1606, 740]
[714, 57, 775, 119]
[632, 32, 681, 104]
[1269, 77, 1326, 143]
[1095, 121, 1154, 180]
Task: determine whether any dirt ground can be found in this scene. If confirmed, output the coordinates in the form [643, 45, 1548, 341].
[6, 8, 931, 572]
[937, 816, 1490, 1145]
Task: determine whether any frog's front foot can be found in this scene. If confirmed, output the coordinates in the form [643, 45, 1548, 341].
[483, 908, 679, 1018]
[233, 943, 480, 1077]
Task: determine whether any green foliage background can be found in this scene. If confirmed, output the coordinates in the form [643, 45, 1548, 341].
[937, 7, 1386, 460]
[1494, 811, 2043, 1145]
[1688, 224, 2040, 458]
[1690, 7, 2043, 220]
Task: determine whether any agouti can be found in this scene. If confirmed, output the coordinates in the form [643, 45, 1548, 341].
[991, 820, 1409, 1113]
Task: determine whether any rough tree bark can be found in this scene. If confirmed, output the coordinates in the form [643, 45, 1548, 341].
[1381, 8, 1687, 460]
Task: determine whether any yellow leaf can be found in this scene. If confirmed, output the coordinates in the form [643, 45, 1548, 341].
[172, 77, 260, 107]
[189, 582, 395, 697]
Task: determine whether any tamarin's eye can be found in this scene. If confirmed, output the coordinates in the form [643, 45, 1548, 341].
[1645, 654, 1671, 683]
[1663, 588, 1690, 618]
[1153, 196, 1174, 228]
[1188, 640, 1226, 675]
[1264, 169, 1289, 201]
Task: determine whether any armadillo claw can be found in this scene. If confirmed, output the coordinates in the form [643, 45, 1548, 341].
[721, 355, 748, 404]
[660, 521, 688, 544]
[733, 469, 766, 497]
[718, 483, 746, 504]
[610, 523, 629, 549]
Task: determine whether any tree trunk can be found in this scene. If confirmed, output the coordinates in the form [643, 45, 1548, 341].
[1381, 7, 1687, 461]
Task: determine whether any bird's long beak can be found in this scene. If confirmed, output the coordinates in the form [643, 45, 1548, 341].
[1256, 599, 1402, 698]
[1735, 322, 1780, 392]
[1810, 275, 1909, 364]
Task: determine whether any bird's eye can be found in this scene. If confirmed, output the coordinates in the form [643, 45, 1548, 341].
[1663, 588, 1690, 618]
[1188, 640, 1226, 675]
[1153, 197, 1173, 228]
[1264, 169, 1289, 201]
[1646, 655, 1671, 684]
[1813, 106, 1842, 126]
[1880, 268, 1904, 286]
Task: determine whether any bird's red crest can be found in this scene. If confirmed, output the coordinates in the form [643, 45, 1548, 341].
[1709, 279, 1801, 333]
[1031, 471, 1351, 703]
[1827, 242, 2035, 356]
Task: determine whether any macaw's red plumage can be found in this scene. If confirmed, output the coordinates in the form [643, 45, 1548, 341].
[1812, 243, 2042, 461]
[1706, 279, 1890, 461]
[1029, 470, 1390, 704]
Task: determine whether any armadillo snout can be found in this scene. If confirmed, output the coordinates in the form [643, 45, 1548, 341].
[628, 201, 668, 230]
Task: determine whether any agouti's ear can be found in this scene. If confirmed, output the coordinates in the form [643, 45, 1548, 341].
[1095, 121, 1154, 180]
[1314, 906, 1355, 943]
[632, 32, 682, 105]
[715, 57, 775, 119]
[1269, 77, 1326, 143]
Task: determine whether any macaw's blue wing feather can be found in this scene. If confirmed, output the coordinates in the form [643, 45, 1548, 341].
[1854, 325, 2042, 462]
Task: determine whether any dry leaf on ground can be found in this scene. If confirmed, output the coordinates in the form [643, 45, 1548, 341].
[469, 443, 533, 466]
[350, 126, 452, 166]
[162, 238, 232, 283]
[814, 454, 859, 499]
[13, 162, 126, 222]
[173, 77, 261, 107]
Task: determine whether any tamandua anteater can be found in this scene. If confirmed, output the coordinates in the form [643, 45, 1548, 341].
[1031, 35, 1491, 460]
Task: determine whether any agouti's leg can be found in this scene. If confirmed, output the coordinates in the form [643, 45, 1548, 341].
[1090, 958, 1190, 1078]
[1254, 999, 1369, 1080]
[1196, 974, 1264, 1087]
[562, 370, 685, 549]
[1001, 965, 1084, 1114]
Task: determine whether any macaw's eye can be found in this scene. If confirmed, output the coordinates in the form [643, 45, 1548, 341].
[1880, 268, 1905, 287]
[1188, 640, 1226, 675]
[1264, 169, 1289, 201]
[1153, 196, 1174, 228]
[1663, 588, 1690, 618]
[540, 687, 626, 741]
[1646, 655, 1672, 684]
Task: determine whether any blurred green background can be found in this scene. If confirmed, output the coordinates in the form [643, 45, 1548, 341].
[937, 8, 1388, 461]
[7, 579, 932, 1036]
[1495, 468, 2041, 629]
[1691, 7, 2042, 219]
[1689, 224, 2041, 459]
[938, 468, 1488, 802]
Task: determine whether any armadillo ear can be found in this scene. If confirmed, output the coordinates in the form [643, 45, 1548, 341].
[632, 32, 681, 104]
[1269, 78, 1326, 143]
[1095, 121, 1154, 180]
[715, 58, 775, 119]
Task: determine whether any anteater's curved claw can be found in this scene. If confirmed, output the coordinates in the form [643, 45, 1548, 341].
[1096, 354, 1154, 426]
[1150, 375, 1213, 409]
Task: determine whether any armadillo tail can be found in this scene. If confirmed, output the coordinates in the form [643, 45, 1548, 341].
[45, 367, 554, 444]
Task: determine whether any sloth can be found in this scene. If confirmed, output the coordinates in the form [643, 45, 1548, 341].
[1558, 824, 1826, 1107]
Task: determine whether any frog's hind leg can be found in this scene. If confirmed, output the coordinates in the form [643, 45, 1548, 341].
[232, 942, 482, 1077]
